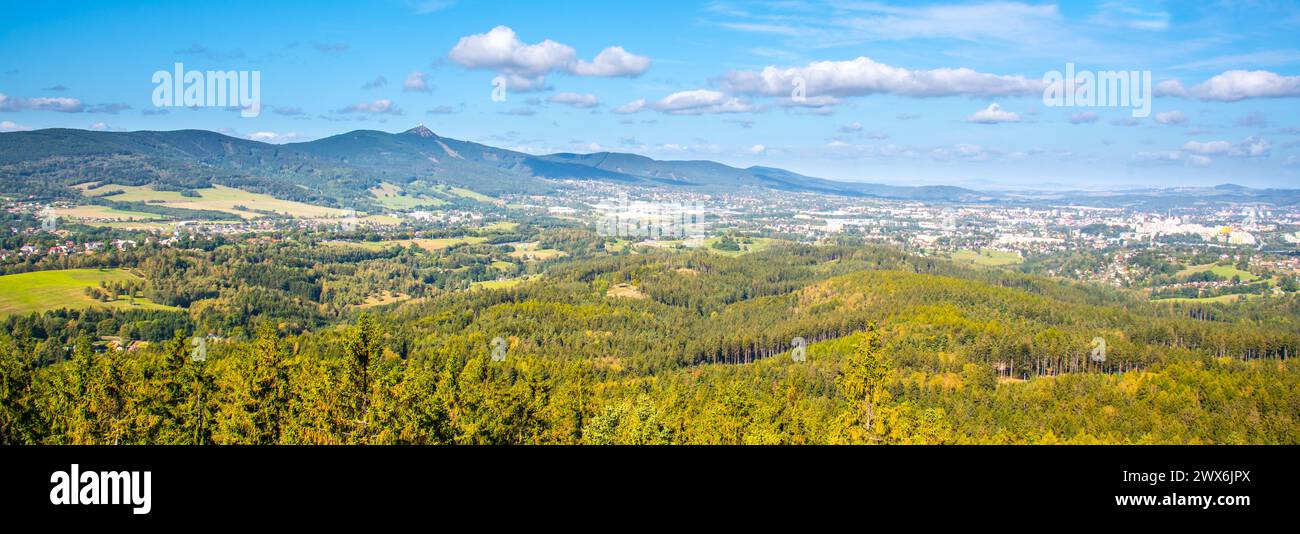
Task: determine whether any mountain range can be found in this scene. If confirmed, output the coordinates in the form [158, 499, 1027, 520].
[2, 125, 1297, 210]
[0, 126, 988, 207]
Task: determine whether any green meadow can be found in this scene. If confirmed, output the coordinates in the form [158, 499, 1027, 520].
[0, 269, 177, 316]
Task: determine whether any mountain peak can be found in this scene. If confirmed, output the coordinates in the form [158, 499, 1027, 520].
[403, 124, 436, 138]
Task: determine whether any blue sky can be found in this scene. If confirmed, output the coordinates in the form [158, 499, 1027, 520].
[2, 0, 1299, 189]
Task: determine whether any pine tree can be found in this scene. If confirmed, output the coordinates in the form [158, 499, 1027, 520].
[343, 314, 383, 444]
[0, 335, 40, 444]
[214, 325, 290, 444]
[836, 325, 892, 442]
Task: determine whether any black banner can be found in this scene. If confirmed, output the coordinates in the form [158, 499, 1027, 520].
[0, 445, 1291, 525]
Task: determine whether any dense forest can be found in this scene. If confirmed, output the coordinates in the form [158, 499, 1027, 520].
[3, 238, 1298, 444]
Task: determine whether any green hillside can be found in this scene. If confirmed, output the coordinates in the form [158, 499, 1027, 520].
[5, 243, 1296, 445]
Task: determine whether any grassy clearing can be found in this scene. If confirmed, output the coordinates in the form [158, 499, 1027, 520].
[950, 249, 1023, 267]
[603, 239, 633, 253]
[471, 275, 541, 290]
[479, 221, 520, 232]
[369, 182, 447, 210]
[703, 236, 777, 256]
[0, 268, 178, 316]
[605, 283, 647, 299]
[87, 183, 346, 219]
[506, 242, 567, 261]
[1176, 263, 1259, 282]
[356, 291, 411, 309]
[1152, 294, 1250, 304]
[437, 185, 495, 203]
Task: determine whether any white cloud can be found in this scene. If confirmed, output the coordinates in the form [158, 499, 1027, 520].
[448, 26, 650, 91]
[778, 95, 840, 114]
[1154, 71, 1300, 101]
[0, 120, 31, 131]
[547, 92, 599, 108]
[88, 122, 107, 130]
[1240, 136, 1271, 157]
[967, 103, 1020, 124]
[722, 57, 1045, 101]
[650, 90, 757, 115]
[1068, 111, 1099, 124]
[337, 99, 402, 115]
[570, 46, 650, 77]
[450, 26, 573, 77]
[613, 98, 646, 114]
[0, 93, 84, 112]
[1154, 110, 1187, 125]
[1153, 79, 1188, 98]
[1181, 140, 1232, 156]
[931, 144, 999, 161]
[747, 144, 766, 155]
[247, 131, 303, 144]
[1133, 151, 1211, 167]
[1192, 70, 1300, 101]
[403, 71, 432, 93]
[496, 73, 550, 92]
[1091, 3, 1170, 31]
[30, 97, 84, 112]
[839, 121, 863, 133]
[1181, 136, 1274, 159]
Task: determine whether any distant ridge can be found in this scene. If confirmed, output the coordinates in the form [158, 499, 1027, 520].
[0, 126, 985, 204]
[5, 127, 1296, 208]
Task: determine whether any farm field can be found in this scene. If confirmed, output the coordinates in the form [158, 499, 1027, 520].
[85, 221, 177, 231]
[950, 249, 1023, 267]
[0, 268, 178, 316]
[323, 236, 488, 252]
[77, 183, 346, 219]
[55, 205, 168, 222]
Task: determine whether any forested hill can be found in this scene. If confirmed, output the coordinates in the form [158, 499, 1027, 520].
[4, 242, 1297, 445]
[0, 126, 984, 204]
